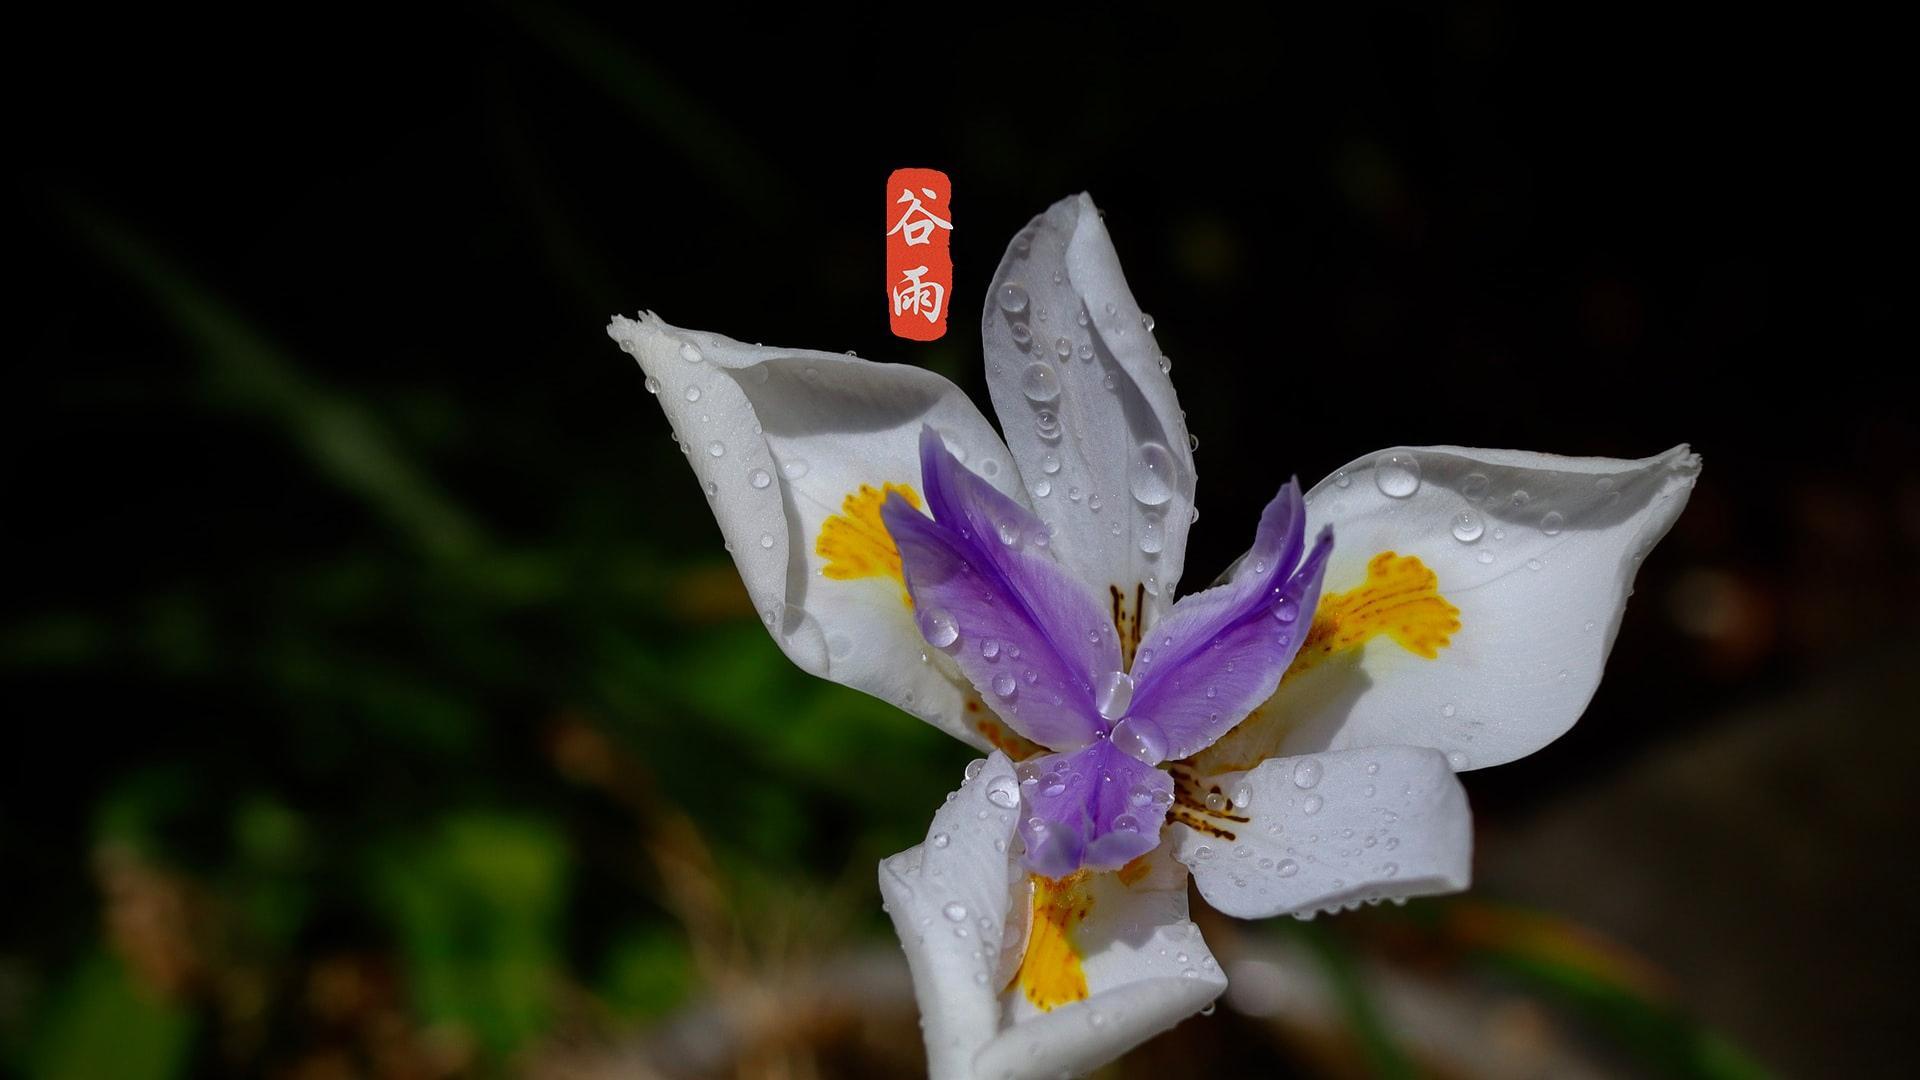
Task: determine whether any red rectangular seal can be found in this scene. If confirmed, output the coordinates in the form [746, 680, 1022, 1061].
[886, 168, 953, 341]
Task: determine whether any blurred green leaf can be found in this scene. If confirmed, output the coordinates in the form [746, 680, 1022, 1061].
[26, 951, 194, 1080]
[598, 926, 694, 1020]
[371, 813, 568, 1058]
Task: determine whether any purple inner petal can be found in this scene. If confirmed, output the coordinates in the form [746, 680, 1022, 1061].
[1124, 479, 1334, 760]
[881, 426, 1121, 750]
[1016, 738, 1173, 877]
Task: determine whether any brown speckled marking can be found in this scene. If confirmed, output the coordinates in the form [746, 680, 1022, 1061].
[1165, 762, 1246, 841]
[1109, 582, 1147, 669]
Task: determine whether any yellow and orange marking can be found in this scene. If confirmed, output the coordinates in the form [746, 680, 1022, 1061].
[1285, 551, 1460, 679]
[815, 482, 920, 605]
[1016, 872, 1091, 1010]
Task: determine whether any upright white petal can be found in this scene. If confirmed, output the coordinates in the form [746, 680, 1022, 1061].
[981, 194, 1197, 637]
[878, 753, 1025, 1080]
[1171, 746, 1472, 919]
[977, 845, 1226, 1080]
[1203, 444, 1699, 772]
[610, 313, 1027, 752]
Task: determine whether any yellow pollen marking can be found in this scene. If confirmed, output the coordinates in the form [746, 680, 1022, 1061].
[1285, 551, 1459, 679]
[815, 482, 920, 605]
[1016, 872, 1091, 1010]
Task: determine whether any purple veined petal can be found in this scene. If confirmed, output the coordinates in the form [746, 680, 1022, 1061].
[1123, 479, 1334, 761]
[1016, 738, 1173, 877]
[881, 427, 1121, 750]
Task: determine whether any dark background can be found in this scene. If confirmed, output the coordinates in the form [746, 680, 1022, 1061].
[8, 5, 1912, 1078]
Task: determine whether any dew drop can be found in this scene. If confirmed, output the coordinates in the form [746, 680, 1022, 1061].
[749, 468, 772, 489]
[1094, 671, 1135, 720]
[943, 901, 968, 922]
[643, 376, 659, 395]
[1541, 510, 1565, 536]
[997, 283, 1030, 314]
[1374, 453, 1421, 498]
[1010, 321, 1032, 347]
[1302, 794, 1323, 815]
[932, 832, 950, 849]
[1271, 597, 1299, 623]
[781, 459, 810, 480]
[1021, 362, 1061, 402]
[1292, 758, 1323, 789]
[1446, 750, 1470, 770]
[985, 775, 1020, 809]
[981, 638, 1000, 660]
[920, 608, 959, 648]
[1139, 521, 1164, 554]
[1277, 858, 1299, 877]
[684, 385, 701, 402]
[992, 673, 1017, 698]
[1452, 509, 1484, 542]
[679, 342, 704, 364]
[1128, 442, 1178, 506]
[1041, 452, 1061, 475]
[1032, 478, 1052, 498]
[1109, 717, 1165, 764]
[1054, 337, 1072, 358]
[759, 533, 775, 549]
[707, 440, 725, 458]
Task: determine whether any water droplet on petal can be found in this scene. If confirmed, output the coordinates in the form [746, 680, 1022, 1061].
[1109, 718, 1165, 764]
[1277, 858, 1299, 877]
[1129, 442, 1177, 506]
[992, 673, 1017, 698]
[1374, 453, 1421, 498]
[1094, 671, 1135, 720]
[1021, 362, 1061, 402]
[1302, 794, 1323, 815]
[643, 376, 659, 394]
[781, 459, 810, 480]
[749, 468, 772, 489]
[1452, 509, 1484, 542]
[920, 608, 959, 648]
[1292, 758, 1323, 789]
[985, 775, 1020, 808]
[997, 283, 1030, 314]
[679, 342, 704, 364]
[980, 638, 1000, 660]
[1541, 510, 1565, 535]
[684, 385, 702, 402]
[932, 832, 950, 848]
[943, 901, 968, 922]
[707, 440, 725, 458]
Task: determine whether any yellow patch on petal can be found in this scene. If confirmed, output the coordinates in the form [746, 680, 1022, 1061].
[1285, 551, 1459, 679]
[815, 483, 920, 605]
[1186, 551, 1461, 776]
[1016, 872, 1091, 1010]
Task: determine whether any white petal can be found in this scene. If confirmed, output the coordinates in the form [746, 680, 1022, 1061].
[980, 194, 1197, 634]
[878, 753, 1026, 1080]
[978, 845, 1225, 1079]
[1172, 746, 1471, 919]
[610, 313, 1029, 752]
[1206, 444, 1699, 772]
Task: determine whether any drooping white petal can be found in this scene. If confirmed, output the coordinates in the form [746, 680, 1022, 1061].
[980, 193, 1198, 636]
[1201, 444, 1700, 773]
[609, 313, 1030, 753]
[877, 752, 1026, 1080]
[977, 845, 1226, 1079]
[1171, 746, 1472, 919]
